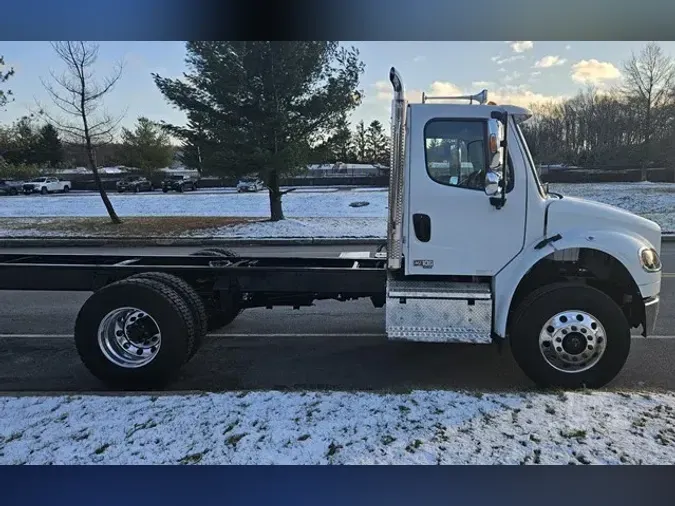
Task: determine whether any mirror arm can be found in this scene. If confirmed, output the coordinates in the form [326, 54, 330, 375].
[488, 110, 508, 209]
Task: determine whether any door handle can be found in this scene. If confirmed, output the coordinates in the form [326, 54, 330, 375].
[412, 213, 431, 242]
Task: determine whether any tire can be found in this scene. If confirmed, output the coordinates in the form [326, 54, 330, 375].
[190, 248, 242, 330]
[40, 187, 48, 195]
[63, 186, 70, 193]
[133, 186, 139, 193]
[118, 189, 124, 193]
[178, 185, 184, 193]
[74, 277, 196, 390]
[129, 272, 208, 359]
[509, 282, 631, 389]
[9, 188, 17, 196]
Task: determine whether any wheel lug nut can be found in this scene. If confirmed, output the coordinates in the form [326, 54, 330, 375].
[555, 337, 562, 343]
[123, 342, 130, 349]
[116, 330, 124, 337]
[562, 329, 568, 335]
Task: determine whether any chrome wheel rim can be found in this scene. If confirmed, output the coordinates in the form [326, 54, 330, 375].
[539, 310, 607, 373]
[97, 307, 161, 368]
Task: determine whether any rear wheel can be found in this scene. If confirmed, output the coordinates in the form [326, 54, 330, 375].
[74, 277, 196, 390]
[509, 282, 631, 389]
[162, 188, 169, 193]
[40, 187, 48, 195]
[9, 188, 17, 196]
[190, 248, 242, 330]
[129, 272, 208, 359]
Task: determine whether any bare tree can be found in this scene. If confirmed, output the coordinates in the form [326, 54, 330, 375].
[0, 55, 15, 110]
[622, 42, 675, 180]
[40, 41, 126, 224]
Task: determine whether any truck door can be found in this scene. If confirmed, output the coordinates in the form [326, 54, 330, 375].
[406, 105, 527, 276]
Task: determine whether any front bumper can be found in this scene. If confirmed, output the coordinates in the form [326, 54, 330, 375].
[643, 296, 660, 336]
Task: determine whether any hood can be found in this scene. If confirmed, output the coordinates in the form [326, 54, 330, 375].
[546, 196, 661, 252]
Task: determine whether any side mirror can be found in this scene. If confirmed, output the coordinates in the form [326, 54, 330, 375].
[484, 171, 501, 197]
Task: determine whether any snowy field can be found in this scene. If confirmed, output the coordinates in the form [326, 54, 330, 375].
[2, 182, 674, 237]
[1, 389, 674, 465]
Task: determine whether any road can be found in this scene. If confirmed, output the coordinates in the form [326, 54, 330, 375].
[0, 243, 674, 393]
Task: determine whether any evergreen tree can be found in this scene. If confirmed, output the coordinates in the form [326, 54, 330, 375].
[153, 41, 364, 221]
[37, 123, 63, 167]
[120, 117, 174, 173]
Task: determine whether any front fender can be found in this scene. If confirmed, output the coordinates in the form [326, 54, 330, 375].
[493, 228, 661, 337]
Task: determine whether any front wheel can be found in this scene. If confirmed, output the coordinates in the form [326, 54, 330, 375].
[40, 187, 48, 195]
[509, 282, 631, 389]
[63, 186, 70, 193]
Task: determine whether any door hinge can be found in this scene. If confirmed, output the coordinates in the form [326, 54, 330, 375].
[534, 233, 562, 250]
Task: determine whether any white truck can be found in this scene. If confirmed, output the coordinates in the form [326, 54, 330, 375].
[22, 176, 71, 195]
[0, 67, 662, 391]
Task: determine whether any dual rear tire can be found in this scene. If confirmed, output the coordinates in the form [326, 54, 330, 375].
[75, 251, 242, 389]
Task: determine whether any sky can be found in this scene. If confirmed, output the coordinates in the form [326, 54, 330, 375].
[2, 41, 675, 138]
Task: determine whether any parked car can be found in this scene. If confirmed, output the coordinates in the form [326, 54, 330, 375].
[0, 179, 24, 196]
[116, 175, 153, 193]
[161, 175, 198, 193]
[23, 177, 71, 195]
[236, 177, 265, 192]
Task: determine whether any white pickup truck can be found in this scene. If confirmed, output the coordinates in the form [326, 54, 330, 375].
[23, 177, 71, 195]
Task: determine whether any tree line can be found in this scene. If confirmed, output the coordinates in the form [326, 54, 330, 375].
[521, 42, 675, 180]
[0, 114, 175, 179]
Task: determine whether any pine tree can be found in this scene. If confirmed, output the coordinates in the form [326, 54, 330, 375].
[120, 117, 174, 174]
[153, 41, 365, 220]
[37, 123, 63, 167]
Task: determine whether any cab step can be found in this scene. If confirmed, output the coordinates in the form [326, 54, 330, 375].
[385, 279, 493, 344]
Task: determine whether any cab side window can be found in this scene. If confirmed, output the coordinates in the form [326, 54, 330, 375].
[424, 120, 487, 190]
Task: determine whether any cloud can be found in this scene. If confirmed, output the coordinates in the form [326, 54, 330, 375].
[413, 56, 426, 63]
[472, 81, 493, 87]
[510, 41, 534, 53]
[491, 56, 500, 62]
[531, 71, 542, 76]
[534, 56, 567, 68]
[503, 71, 522, 83]
[565, 45, 572, 50]
[571, 59, 621, 84]
[373, 81, 392, 101]
[495, 55, 525, 65]
[498, 68, 507, 73]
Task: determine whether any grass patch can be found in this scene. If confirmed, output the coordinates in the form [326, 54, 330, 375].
[2, 216, 258, 237]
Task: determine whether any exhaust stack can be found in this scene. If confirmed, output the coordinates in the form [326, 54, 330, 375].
[387, 67, 407, 270]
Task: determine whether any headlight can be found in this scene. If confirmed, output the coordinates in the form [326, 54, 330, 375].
[639, 247, 662, 272]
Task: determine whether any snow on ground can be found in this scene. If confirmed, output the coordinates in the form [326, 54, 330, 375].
[1, 182, 674, 237]
[0, 190, 386, 219]
[191, 218, 386, 239]
[1, 389, 674, 465]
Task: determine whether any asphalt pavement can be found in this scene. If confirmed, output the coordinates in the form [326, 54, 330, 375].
[0, 243, 674, 393]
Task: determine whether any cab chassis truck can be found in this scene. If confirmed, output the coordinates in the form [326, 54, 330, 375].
[0, 68, 662, 390]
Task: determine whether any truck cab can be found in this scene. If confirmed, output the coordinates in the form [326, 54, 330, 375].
[384, 67, 661, 388]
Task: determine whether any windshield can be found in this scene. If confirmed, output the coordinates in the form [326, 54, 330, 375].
[514, 122, 548, 198]
[31, 178, 46, 182]
[240, 178, 256, 183]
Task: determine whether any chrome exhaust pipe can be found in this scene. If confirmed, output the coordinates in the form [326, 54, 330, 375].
[387, 67, 407, 270]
